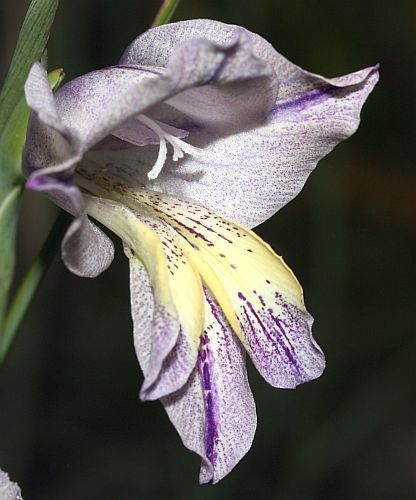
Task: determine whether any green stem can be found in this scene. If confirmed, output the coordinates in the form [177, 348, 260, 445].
[151, 0, 181, 27]
[0, 210, 70, 365]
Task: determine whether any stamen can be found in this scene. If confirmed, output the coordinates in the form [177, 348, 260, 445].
[148, 136, 167, 180]
[137, 114, 204, 180]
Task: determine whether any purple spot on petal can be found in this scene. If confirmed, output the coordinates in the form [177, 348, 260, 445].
[26, 178, 44, 190]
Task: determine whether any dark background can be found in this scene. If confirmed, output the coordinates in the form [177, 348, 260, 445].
[1, 0, 415, 499]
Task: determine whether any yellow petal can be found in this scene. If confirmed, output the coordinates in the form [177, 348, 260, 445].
[115, 188, 323, 388]
[78, 170, 324, 388]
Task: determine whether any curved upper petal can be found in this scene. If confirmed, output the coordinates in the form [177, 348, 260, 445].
[121, 23, 279, 132]
[24, 27, 277, 180]
[23, 63, 80, 178]
[121, 19, 373, 96]
[119, 19, 379, 227]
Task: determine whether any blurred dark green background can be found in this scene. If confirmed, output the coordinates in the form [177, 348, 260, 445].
[1, 0, 415, 499]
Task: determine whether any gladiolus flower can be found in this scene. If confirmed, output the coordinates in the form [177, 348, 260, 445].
[23, 20, 378, 483]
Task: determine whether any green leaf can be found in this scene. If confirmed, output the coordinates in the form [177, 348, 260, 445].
[0, 97, 29, 201]
[0, 96, 30, 330]
[0, 186, 22, 330]
[152, 0, 181, 27]
[0, 0, 59, 137]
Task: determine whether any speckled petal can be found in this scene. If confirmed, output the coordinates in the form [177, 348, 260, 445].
[24, 65, 116, 277]
[79, 166, 324, 389]
[83, 193, 204, 399]
[95, 185, 325, 389]
[25, 29, 274, 180]
[0, 468, 23, 500]
[24, 63, 71, 140]
[121, 24, 278, 131]
[162, 289, 256, 484]
[23, 63, 80, 178]
[146, 66, 378, 228]
[119, 20, 378, 227]
[120, 19, 372, 96]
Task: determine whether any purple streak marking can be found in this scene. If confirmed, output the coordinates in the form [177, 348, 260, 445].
[241, 305, 263, 352]
[172, 217, 215, 246]
[185, 216, 234, 245]
[203, 363, 211, 388]
[238, 292, 301, 373]
[141, 203, 215, 246]
[269, 86, 333, 118]
[198, 330, 218, 468]
[206, 294, 228, 334]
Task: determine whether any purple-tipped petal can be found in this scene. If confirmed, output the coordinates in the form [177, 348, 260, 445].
[0, 468, 23, 500]
[117, 189, 325, 389]
[237, 289, 324, 388]
[162, 290, 256, 484]
[26, 175, 114, 277]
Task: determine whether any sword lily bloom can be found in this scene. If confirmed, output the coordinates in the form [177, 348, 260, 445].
[23, 20, 378, 483]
